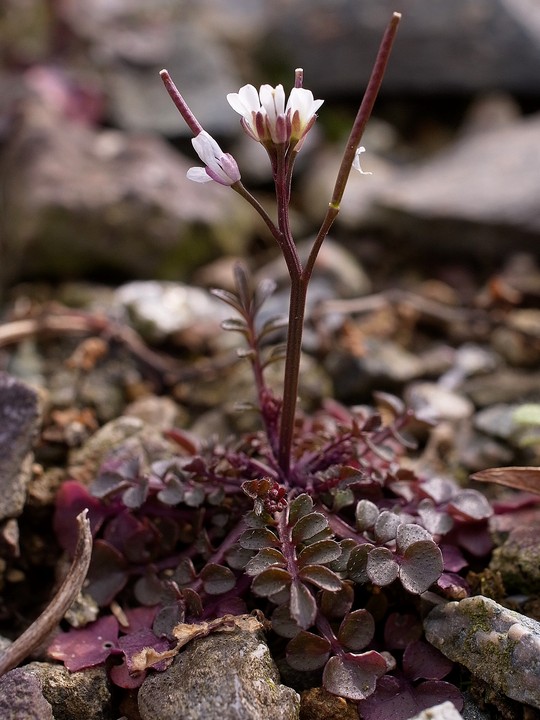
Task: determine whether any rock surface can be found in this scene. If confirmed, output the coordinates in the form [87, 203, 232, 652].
[0, 668, 54, 720]
[424, 596, 540, 709]
[0, 373, 40, 520]
[490, 521, 540, 594]
[24, 662, 113, 720]
[138, 624, 300, 720]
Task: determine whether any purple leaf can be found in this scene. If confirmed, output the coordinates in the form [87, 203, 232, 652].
[355, 499, 379, 532]
[320, 583, 354, 618]
[53, 480, 108, 555]
[448, 489, 492, 521]
[86, 540, 129, 606]
[414, 681, 463, 713]
[290, 579, 317, 629]
[299, 565, 343, 592]
[297, 540, 342, 568]
[271, 605, 300, 639]
[357, 675, 417, 720]
[322, 651, 387, 701]
[109, 658, 147, 689]
[441, 544, 468, 572]
[288, 494, 314, 525]
[286, 631, 331, 671]
[118, 628, 171, 672]
[399, 540, 443, 594]
[403, 640, 454, 681]
[436, 572, 470, 599]
[292, 512, 328, 544]
[251, 567, 292, 597]
[347, 543, 374, 584]
[374, 511, 401, 543]
[384, 612, 423, 650]
[200, 563, 236, 595]
[366, 547, 399, 587]
[245, 547, 286, 575]
[337, 609, 375, 651]
[396, 524, 432, 554]
[239, 528, 279, 550]
[48, 615, 119, 671]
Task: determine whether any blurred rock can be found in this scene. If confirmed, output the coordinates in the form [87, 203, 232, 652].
[1, 98, 254, 286]
[425, 596, 540, 709]
[266, 0, 540, 96]
[407, 702, 464, 720]
[371, 115, 540, 256]
[0, 668, 54, 720]
[490, 518, 540, 594]
[0, 373, 41, 521]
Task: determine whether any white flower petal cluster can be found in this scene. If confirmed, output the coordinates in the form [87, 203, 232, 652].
[187, 131, 241, 186]
[227, 81, 323, 148]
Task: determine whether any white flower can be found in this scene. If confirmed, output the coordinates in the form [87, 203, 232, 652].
[186, 131, 241, 186]
[227, 80, 323, 147]
[353, 146, 372, 175]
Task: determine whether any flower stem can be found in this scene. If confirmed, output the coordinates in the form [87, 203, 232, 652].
[277, 13, 401, 478]
[160, 69, 203, 136]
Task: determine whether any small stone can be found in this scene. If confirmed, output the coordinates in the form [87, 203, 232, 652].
[406, 701, 464, 720]
[406, 382, 474, 423]
[138, 623, 300, 720]
[300, 687, 357, 720]
[424, 595, 540, 709]
[490, 521, 540, 594]
[0, 373, 41, 521]
[473, 404, 518, 441]
[0, 668, 54, 720]
[24, 662, 113, 720]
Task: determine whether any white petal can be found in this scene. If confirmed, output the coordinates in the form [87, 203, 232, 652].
[227, 84, 260, 116]
[192, 131, 223, 165]
[353, 147, 372, 175]
[187, 166, 211, 183]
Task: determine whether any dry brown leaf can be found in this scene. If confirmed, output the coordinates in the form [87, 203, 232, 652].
[471, 466, 540, 495]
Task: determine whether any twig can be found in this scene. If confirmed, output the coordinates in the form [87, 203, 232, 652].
[0, 510, 93, 676]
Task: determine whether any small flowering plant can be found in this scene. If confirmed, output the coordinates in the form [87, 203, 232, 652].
[48, 12, 488, 716]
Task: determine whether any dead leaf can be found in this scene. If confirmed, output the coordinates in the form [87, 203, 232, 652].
[471, 467, 540, 495]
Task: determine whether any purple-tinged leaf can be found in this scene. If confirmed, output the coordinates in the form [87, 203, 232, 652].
[122, 478, 149, 509]
[157, 475, 185, 505]
[134, 571, 168, 606]
[332, 487, 355, 512]
[436, 572, 469, 599]
[374, 511, 401, 543]
[299, 565, 343, 592]
[119, 628, 171, 672]
[251, 567, 292, 597]
[322, 651, 387, 701]
[366, 547, 399, 587]
[417, 499, 453, 536]
[320, 582, 354, 619]
[271, 604, 300, 639]
[414, 681, 463, 713]
[399, 540, 443, 594]
[419, 477, 457, 504]
[355, 499, 379, 532]
[53, 480, 109, 555]
[225, 544, 254, 570]
[384, 612, 423, 650]
[109, 658, 147, 689]
[347, 543, 374, 584]
[329, 539, 357, 573]
[286, 631, 331, 671]
[441, 544, 468, 572]
[403, 639, 454, 682]
[297, 539, 341, 569]
[448, 489, 492, 521]
[288, 494, 314, 525]
[239, 528, 279, 550]
[373, 391, 405, 417]
[396, 524, 432, 554]
[292, 512, 328, 544]
[221, 317, 248, 333]
[173, 558, 197, 586]
[86, 540, 128, 606]
[122, 606, 159, 633]
[290, 579, 317, 629]
[453, 522, 493, 556]
[184, 484, 205, 507]
[245, 547, 286, 576]
[48, 615, 119, 671]
[337, 609, 375, 651]
[200, 563, 236, 595]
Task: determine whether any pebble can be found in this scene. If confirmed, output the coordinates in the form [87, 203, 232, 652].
[138, 621, 300, 720]
[424, 595, 540, 709]
[406, 701, 464, 720]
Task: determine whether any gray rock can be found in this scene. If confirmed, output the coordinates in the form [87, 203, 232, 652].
[462, 369, 540, 407]
[473, 404, 519, 441]
[266, 0, 540, 95]
[407, 701, 463, 720]
[490, 520, 540, 594]
[372, 115, 540, 256]
[405, 382, 474, 423]
[2, 98, 253, 285]
[0, 373, 40, 521]
[115, 281, 229, 343]
[0, 668, 54, 720]
[461, 692, 493, 720]
[424, 595, 540, 709]
[24, 662, 113, 720]
[138, 624, 300, 720]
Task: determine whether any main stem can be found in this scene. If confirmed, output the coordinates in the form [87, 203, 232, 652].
[277, 12, 402, 478]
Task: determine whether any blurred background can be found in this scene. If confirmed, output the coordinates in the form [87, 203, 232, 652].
[1, 0, 540, 291]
